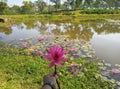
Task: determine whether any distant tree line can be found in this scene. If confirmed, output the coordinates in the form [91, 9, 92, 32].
[0, 0, 120, 15]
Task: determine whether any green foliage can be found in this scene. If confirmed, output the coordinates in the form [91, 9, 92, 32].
[35, 0, 46, 13]
[80, 9, 119, 14]
[0, 2, 8, 14]
[0, 0, 120, 15]
[20, 1, 34, 14]
[62, 12, 73, 15]
[50, 0, 61, 11]
[0, 47, 114, 89]
[10, 5, 21, 15]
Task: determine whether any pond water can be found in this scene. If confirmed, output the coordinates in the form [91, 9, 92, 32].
[0, 19, 120, 65]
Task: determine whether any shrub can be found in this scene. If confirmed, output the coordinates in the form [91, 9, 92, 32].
[80, 9, 119, 14]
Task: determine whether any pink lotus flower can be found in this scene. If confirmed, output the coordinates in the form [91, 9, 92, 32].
[37, 50, 43, 56]
[31, 49, 43, 56]
[70, 63, 76, 67]
[38, 36, 44, 41]
[22, 42, 28, 48]
[43, 45, 68, 67]
[111, 69, 119, 74]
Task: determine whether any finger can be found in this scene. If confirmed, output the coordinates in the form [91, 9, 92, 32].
[54, 73, 58, 78]
[48, 72, 55, 76]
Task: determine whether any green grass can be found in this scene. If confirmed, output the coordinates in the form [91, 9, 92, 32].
[0, 47, 114, 89]
[0, 14, 120, 24]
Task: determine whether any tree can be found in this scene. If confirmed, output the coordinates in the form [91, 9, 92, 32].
[114, 0, 120, 9]
[64, 0, 86, 10]
[21, 1, 34, 14]
[83, 0, 94, 8]
[35, 0, 46, 13]
[50, 0, 61, 11]
[64, 0, 74, 10]
[0, 2, 8, 14]
[11, 5, 21, 14]
[75, 0, 83, 9]
[92, 0, 101, 8]
[105, 0, 115, 9]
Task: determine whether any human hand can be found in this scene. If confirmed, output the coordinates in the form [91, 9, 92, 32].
[43, 73, 57, 86]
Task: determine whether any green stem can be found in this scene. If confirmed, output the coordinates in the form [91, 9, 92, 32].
[55, 65, 57, 75]
[54, 65, 61, 89]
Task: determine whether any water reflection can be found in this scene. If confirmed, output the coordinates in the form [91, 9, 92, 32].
[0, 26, 12, 35]
[45, 23, 57, 33]
[91, 33, 120, 65]
[0, 24, 40, 42]
[0, 20, 120, 42]
[0, 20, 120, 64]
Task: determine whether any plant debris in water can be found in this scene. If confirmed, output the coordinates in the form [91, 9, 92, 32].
[98, 60, 120, 88]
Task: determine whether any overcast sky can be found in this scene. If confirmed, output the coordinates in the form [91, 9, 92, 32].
[7, 0, 66, 7]
[7, 0, 37, 6]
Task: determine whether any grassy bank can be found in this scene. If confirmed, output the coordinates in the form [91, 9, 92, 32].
[0, 46, 114, 89]
[0, 14, 120, 25]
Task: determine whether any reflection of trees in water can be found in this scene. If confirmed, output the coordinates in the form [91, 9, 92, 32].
[61, 23, 93, 41]
[24, 20, 36, 29]
[52, 21, 120, 41]
[63, 27, 93, 41]
[35, 21, 120, 41]
[91, 22, 120, 34]
[1, 20, 119, 41]
[0, 26, 12, 35]
[51, 23, 94, 41]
